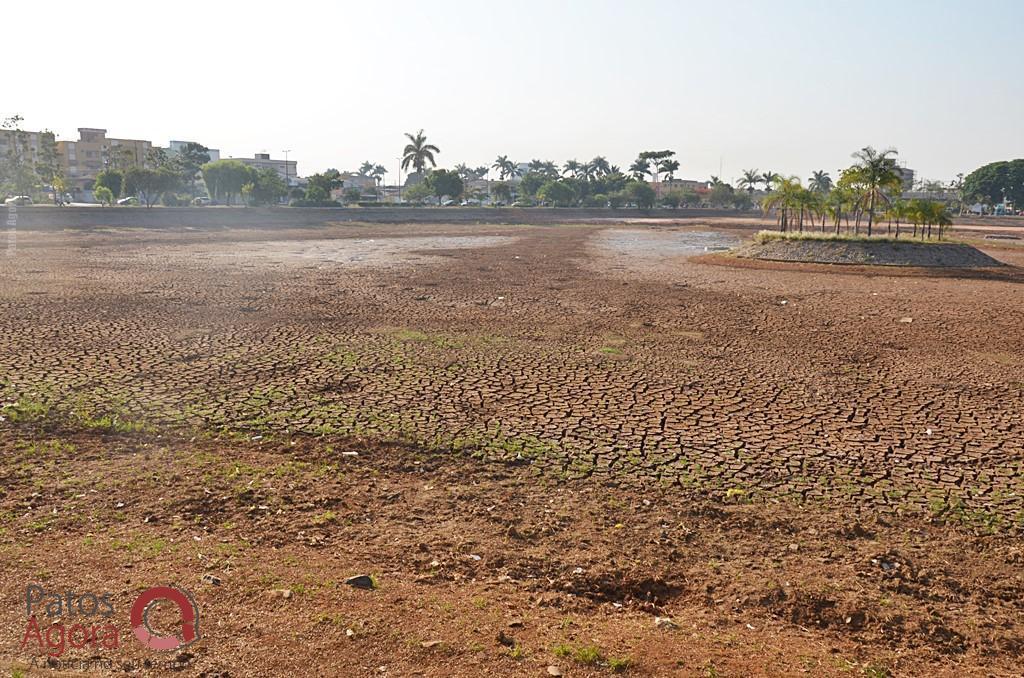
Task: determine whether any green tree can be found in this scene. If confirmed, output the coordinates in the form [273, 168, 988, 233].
[201, 159, 253, 205]
[403, 181, 433, 203]
[708, 182, 736, 208]
[424, 169, 464, 204]
[660, 191, 683, 208]
[248, 167, 287, 205]
[94, 170, 124, 202]
[518, 172, 546, 198]
[343, 187, 362, 203]
[847, 146, 901, 236]
[491, 182, 512, 204]
[177, 143, 211, 198]
[738, 169, 760, 194]
[492, 155, 519, 180]
[93, 185, 115, 206]
[305, 168, 343, 199]
[1, 115, 37, 196]
[760, 171, 780, 192]
[537, 180, 576, 207]
[401, 129, 440, 175]
[627, 181, 656, 210]
[962, 159, 1024, 208]
[808, 170, 832, 193]
[126, 167, 180, 207]
[629, 156, 651, 181]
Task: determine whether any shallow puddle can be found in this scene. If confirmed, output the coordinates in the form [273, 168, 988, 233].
[596, 229, 739, 255]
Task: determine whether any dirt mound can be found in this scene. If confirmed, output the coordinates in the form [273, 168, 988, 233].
[737, 238, 1007, 267]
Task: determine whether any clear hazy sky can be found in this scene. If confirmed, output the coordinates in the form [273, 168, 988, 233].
[6, 0, 1022, 184]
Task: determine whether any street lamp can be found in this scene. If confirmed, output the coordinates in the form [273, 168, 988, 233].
[397, 157, 402, 204]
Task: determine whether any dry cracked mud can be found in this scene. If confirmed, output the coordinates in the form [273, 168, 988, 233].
[1, 219, 1023, 676]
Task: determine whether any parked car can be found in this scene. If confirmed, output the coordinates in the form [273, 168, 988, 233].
[117, 197, 138, 206]
[4, 195, 33, 206]
[192, 196, 212, 206]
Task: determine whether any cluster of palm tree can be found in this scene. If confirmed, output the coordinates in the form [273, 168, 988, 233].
[760, 147, 951, 239]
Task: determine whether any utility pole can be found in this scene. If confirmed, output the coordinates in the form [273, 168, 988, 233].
[397, 157, 402, 204]
[282, 150, 291, 203]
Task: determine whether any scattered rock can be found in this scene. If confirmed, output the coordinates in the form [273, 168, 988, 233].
[899, 317, 913, 324]
[508, 619, 524, 628]
[344, 574, 376, 590]
[346, 628, 355, 638]
[201, 573, 222, 586]
[655, 616, 679, 629]
[267, 589, 292, 599]
[788, 543, 800, 552]
[547, 666, 563, 676]
[420, 640, 443, 649]
[496, 630, 516, 648]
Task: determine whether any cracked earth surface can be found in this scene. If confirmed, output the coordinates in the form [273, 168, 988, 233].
[1, 223, 1023, 529]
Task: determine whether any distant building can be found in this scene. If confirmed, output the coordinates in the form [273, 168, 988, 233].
[56, 128, 154, 199]
[226, 152, 298, 188]
[895, 166, 915, 192]
[0, 128, 52, 167]
[654, 179, 705, 193]
[167, 140, 220, 163]
[329, 173, 378, 202]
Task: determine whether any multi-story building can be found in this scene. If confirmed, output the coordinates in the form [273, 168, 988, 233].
[167, 140, 220, 163]
[226, 153, 298, 188]
[56, 128, 154, 197]
[895, 166, 915, 192]
[0, 128, 52, 166]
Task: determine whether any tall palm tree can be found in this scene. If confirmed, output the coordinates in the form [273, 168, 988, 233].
[563, 159, 582, 178]
[760, 171, 781, 192]
[453, 163, 472, 181]
[370, 164, 387, 199]
[590, 156, 611, 176]
[401, 129, 440, 174]
[629, 157, 650, 181]
[658, 158, 680, 181]
[358, 161, 375, 177]
[492, 155, 519, 180]
[738, 169, 760, 194]
[808, 170, 832, 193]
[850, 146, 900, 236]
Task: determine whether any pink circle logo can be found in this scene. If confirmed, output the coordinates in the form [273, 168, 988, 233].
[129, 586, 200, 651]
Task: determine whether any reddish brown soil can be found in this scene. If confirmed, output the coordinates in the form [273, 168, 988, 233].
[1, 220, 1023, 676]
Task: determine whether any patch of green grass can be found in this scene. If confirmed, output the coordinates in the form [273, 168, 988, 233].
[608, 656, 633, 673]
[1, 395, 51, 423]
[313, 510, 337, 525]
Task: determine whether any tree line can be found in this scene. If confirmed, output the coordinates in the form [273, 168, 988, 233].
[759, 147, 952, 239]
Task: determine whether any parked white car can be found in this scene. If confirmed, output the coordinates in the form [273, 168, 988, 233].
[4, 195, 33, 206]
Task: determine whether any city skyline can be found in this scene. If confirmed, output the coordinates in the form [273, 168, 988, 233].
[5, 0, 1023, 184]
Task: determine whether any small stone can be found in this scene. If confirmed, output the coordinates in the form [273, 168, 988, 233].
[420, 640, 443, 649]
[345, 575, 376, 590]
[201, 573, 222, 586]
[898, 317, 913, 323]
[788, 543, 799, 552]
[268, 588, 292, 599]
[346, 628, 355, 638]
[655, 616, 679, 629]
[496, 630, 515, 648]
[547, 666, 563, 676]
[508, 619, 524, 628]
